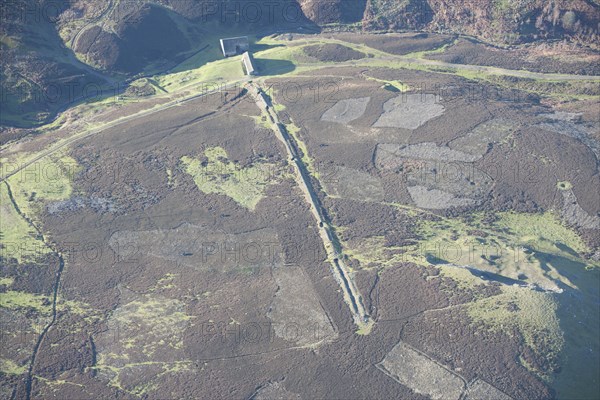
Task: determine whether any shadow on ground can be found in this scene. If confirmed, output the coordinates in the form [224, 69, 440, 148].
[255, 58, 296, 76]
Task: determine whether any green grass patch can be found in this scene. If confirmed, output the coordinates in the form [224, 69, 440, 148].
[360, 72, 410, 92]
[181, 146, 281, 211]
[93, 294, 196, 394]
[495, 212, 590, 255]
[0, 289, 93, 315]
[467, 285, 563, 380]
[412, 211, 593, 269]
[0, 34, 18, 49]
[6, 151, 79, 221]
[0, 358, 27, 375]
[344, 209, 596, 288]
[93, 358, 194, 395]
[404, 38, 458, 59]
[342, 209, 596, 380]
[0, 183, 50, 263]
[0, 277, 14, 286]
[34, 376, 85, 390]
[356, 319, 375, 335]
[0, 290, 52, 313]
[108, 295, 194, 357]
[157, 56, 244, 93]
[344, 235, 406, 270]
[557, 181, 573, 191]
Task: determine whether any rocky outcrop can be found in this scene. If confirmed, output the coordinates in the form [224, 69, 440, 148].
[426, 0, 600, 44]
[302, 0, 599, 46]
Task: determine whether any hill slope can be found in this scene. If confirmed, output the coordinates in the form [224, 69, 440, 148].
[1, 0, 598, 128]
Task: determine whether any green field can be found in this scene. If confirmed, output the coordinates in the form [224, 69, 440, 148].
[181, 146, 283, 211]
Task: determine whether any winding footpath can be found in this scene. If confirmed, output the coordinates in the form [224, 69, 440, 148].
[69, 0, 116, 50]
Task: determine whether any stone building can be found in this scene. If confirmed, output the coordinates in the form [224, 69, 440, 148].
[242, 52, 256, 76]
[220, 36, 250, 57]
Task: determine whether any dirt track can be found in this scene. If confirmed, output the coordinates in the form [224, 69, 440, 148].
[69, 0, 116, 50]
[287, 36, 600, 81]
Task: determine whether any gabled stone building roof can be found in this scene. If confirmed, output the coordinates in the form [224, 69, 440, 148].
[220, 36, 250, 57]
[242, 52, 256, 76]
